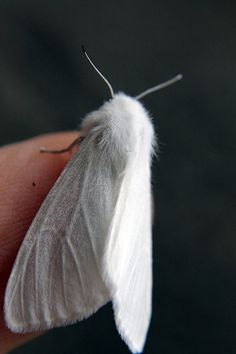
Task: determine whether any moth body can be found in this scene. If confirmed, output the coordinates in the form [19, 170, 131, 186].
[4, 92, 155, 354]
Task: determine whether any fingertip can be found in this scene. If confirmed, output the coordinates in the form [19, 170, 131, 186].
[0, 132, 81, 351]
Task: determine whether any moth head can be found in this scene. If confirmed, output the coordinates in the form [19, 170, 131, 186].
[81, 45, 182, 149]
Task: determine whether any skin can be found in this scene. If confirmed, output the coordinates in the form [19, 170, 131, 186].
[0, 132, 79, 354]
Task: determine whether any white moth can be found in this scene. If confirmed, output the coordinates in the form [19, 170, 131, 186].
[4, 47, 182, 353]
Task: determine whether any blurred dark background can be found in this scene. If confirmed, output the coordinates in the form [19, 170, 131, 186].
[0, 0, 235, 353]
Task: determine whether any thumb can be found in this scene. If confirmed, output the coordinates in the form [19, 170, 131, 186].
[0, 131, 79, 353]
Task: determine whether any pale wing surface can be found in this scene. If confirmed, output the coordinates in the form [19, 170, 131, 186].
[5, 131, 125, 332]
[104, 140, 153, 353]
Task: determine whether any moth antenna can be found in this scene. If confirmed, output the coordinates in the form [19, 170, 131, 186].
[135, 74, 183, 100]
[82, 45, 114, 98]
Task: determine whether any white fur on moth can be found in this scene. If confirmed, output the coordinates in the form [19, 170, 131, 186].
[4, 47, 182, 353]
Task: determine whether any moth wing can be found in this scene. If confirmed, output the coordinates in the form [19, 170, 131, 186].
[4, 133, 122, 333]
[104, 141, 153, 353]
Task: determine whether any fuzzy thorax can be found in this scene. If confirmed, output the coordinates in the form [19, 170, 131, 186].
[80, 93, 155, 159]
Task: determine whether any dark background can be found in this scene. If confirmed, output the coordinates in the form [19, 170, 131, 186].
[0, 0, 235, 353]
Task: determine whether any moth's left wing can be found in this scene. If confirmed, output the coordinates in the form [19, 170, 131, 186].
[4, 129, 125, 333]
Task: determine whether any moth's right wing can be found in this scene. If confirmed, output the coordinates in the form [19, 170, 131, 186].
[103, 123, 154, 354]
[4, 131, 124, 333]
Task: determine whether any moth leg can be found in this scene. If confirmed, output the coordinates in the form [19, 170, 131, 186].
[40, 136, 85, 154]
